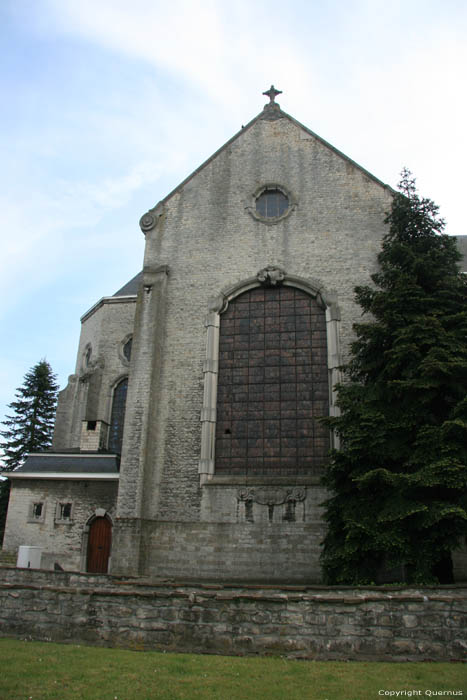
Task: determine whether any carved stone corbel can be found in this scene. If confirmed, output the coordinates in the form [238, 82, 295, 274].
[256, 266, 286, 287]
[79, 357, 105, 383]
[139, 203, 165, 233]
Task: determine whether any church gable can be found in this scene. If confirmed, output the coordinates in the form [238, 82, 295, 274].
[109, 93, 396, 583]
[144, 94, 390, 228]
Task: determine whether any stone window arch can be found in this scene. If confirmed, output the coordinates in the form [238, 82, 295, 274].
[119, 334, 133, 366]
[199, 267, 342, 485]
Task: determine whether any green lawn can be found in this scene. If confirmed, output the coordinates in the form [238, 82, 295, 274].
[0, 638, 465, 700]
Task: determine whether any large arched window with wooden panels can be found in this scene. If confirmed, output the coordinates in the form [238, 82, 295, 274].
[214, 285, 330, 477]
[108, 378, 128, 454]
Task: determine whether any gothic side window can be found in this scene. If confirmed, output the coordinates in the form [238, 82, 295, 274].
[108, 378, 128, 454]
[215, 286, 329, 477]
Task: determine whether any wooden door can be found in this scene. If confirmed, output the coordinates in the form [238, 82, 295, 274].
[87, 517, 112, 573]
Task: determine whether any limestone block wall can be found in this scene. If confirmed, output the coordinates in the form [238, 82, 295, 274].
[2, 480, 118, 571]
[135, 518, 326, 583]
[0, 568, 465, 661]
[53, 297, 137, 451]
[119, 114, 394, 534]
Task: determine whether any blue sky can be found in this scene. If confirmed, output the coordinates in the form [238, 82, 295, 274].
[0, 0, 466, 441]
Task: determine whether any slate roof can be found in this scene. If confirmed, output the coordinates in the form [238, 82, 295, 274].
[9, 453, 120, 475]
[113, 271, 143, 297]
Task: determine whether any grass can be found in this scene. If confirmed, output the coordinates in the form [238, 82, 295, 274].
[0, 638, 465, 700]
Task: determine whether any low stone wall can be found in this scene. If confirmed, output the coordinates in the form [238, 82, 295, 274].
[0, 568, 466, 661]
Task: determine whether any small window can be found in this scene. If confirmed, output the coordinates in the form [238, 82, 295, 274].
[28, 502, 45, 522]
[256, 188, 289, 218]
[32, 503, 43, 519]
[56, 502, 73, 522]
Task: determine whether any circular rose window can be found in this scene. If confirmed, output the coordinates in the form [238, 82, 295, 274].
[256, 188, 289, 218]
[248, 185, 295, 223]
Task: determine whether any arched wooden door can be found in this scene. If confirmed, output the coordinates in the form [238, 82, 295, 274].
[87, 517, 112, 573]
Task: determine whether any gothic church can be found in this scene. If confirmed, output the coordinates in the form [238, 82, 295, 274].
[4, 89, 467, 582]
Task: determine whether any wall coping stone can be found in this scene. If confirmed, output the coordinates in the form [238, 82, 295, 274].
[1, 568, 465, 661]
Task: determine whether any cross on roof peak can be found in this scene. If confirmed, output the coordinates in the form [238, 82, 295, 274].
[263, 85, 282, 104]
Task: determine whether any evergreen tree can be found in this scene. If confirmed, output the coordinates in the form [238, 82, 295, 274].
[321, 170, 467, 585]
[0, 360, 59, 542]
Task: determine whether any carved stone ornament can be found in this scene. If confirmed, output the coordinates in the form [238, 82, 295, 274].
[79, 357, 105, 383]
[139, 211, 157, 233]
[237, 487, 306, 506]
[257, 266, 286, 287]
[207, 294, 227, 314]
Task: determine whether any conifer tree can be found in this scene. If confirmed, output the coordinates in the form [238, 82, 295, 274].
[0, 360, 59, 541]
[321, 170, 467, 585]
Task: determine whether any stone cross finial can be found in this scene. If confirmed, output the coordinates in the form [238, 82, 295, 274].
[263, 85, 282, 104]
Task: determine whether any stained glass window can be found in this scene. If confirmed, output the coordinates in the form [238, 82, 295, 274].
[215, 286, 329, 477]
[109, 378, 128, 454]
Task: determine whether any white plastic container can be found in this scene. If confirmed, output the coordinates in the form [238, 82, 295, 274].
[17, 545, 42, 569]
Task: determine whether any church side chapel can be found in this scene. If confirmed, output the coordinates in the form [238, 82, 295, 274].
[3, 88, 467, 581]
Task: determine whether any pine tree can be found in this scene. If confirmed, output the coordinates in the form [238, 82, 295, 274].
[0, 360, 59, 542]
[321, 170, 467, 585]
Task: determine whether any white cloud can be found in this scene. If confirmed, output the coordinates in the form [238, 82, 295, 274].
[1, 0, 466, 427]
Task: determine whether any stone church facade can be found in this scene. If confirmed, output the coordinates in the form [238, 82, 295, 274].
[3, 91, 467, 582]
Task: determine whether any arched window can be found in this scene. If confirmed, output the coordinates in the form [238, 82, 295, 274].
[108, 378, 128, 454]
[215, 285, 329, 477]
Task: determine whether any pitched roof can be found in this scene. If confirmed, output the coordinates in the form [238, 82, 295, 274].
[6, 453, 120, 478]
[113, 271, 142, 297]
[114, 101, 467, 296]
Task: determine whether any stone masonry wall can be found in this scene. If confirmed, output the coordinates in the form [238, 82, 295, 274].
[137, 518, 326, 583]
[2, 480, 118, 571]
[0, 568, 465, 661]
[54, 297, 136, 451]
[116, 114, 394, 563]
